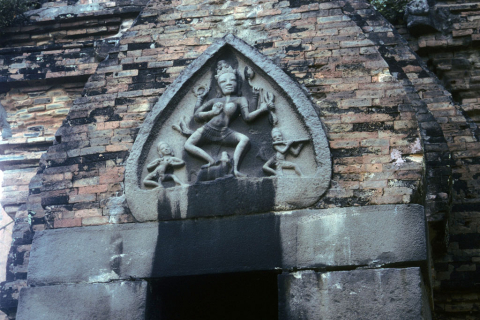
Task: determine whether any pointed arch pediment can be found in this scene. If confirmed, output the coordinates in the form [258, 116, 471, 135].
[125, 34, 331, 222]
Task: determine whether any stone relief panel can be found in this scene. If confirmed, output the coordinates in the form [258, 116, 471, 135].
[125, 35, 331, 222]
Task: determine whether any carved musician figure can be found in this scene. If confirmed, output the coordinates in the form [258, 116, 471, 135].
[263, 128, 307, 176]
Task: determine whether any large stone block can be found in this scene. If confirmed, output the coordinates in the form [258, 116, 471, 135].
[16, 280, 148, 320]
[280, 204, 428, 269]
[278, 267, 432, 320]
[27, 204, 427, 286]
[28, 212, 282, 285]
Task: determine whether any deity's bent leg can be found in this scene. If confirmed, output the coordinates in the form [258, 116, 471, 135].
[184, 128, 215, 167]
[230, 132, 249, 177]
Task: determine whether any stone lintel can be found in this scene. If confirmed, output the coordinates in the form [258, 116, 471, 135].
[27, 204, 427, 286]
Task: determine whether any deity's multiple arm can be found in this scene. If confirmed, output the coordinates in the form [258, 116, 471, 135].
[240, 96, 268, 122]
[251, 89, 260, 111]
[194, 100, 216, 122]
[195, 92, 205, 110]
[193, 86, 210, 110]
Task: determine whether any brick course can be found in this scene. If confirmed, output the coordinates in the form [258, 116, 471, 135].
[395, 1, 480, 317]
[0, 0, 479, 318]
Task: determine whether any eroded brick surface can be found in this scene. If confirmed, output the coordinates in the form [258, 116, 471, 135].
[0, 0, 479, 318]
[396, 1, 480, 317]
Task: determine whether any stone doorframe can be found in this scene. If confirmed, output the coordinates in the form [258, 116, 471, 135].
[16, 204, 431, 319]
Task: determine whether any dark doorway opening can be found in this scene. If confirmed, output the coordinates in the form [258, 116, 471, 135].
[147, 271, 278, 320]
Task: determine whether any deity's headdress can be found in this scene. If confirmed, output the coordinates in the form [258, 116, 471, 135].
[215, 60, 236, 79]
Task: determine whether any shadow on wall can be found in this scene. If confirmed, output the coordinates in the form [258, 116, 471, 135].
[0, 171, 13, 283]
[0, 203, 13, 320]
[146, 271, 278, 320]
[0, 208, 13, 282]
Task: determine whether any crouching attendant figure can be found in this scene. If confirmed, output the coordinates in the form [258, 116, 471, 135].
[144, 141, 186, 188]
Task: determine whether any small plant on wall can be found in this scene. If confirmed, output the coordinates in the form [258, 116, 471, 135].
[0, 0, 37, 31]
[369, 0, 410, 24]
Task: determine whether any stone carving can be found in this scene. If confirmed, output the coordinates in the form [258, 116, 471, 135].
[143, 141, 186, 188]
[244, 66, 277, 126]
[404, 0, 455, 36]
[263, 128, 307, 176]
[183, 60, 270, 177]
[125, 34, 332, 221]
[196, 151, 233, 182]
[261, 89, 277, 126]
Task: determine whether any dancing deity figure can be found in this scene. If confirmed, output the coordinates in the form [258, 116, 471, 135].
[184, 60, 272, 176]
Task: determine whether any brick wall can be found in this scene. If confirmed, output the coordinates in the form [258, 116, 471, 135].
[0, 0, 145, 318]
[396, 1, 480, 318]
[24, 0, 432, 314]
[0, 0, 479, 318]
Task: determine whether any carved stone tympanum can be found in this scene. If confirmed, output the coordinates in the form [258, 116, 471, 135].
[125, 35, 331, 221]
